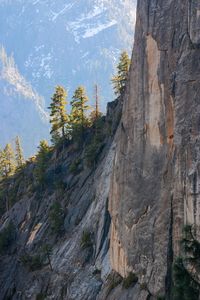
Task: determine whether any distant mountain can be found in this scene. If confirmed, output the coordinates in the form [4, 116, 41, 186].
[0, 0, 136, 156]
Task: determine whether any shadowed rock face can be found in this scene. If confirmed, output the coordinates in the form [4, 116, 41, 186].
[109, 0, 200, 297]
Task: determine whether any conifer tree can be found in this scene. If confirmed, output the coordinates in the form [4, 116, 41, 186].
[90, 84, 102, 123]
[0, 144, 15, 178]
[49, 85, 68, 144]
[89, 84, 103, 138]
[111, 51, 131, 95]
[15, 136, 24, 168]
[0, 149, 4, 180]
[70, 86, 90, 137]
[34, 140, 50, 185]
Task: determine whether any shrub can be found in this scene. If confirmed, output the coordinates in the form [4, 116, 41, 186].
[85, 138, 104, 168]
[107, 272, 123, 293]
[172, 225, 200, 299]
[157, 296, 165, 300]
[69, 158, 81, 174]
[36, 293, 46, 300]
[0, 188, 6, 217]
[93, 268, 101, 275]
[41, 244, 53, 271]
[80, 230, 92, 249]
[181, 225, 200, 261]
[173, 257, 199, 300]
[122, 272, 138, 289]
[49, 202, 64, 234]
[34, 141, 51, 187]
[20, 253, 43, 271]
[140, 282, 148, 291]
[0, 221, 16, 254]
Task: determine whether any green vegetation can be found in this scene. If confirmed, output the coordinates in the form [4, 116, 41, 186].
[20, 253, 43, 271]
[111, 51, 130, 95]
[21, 243, 53, 272]
[69, 158, 81, 174]
[15, 136, 24, 169]
[34, 140, 51, 186]
[157, 296, 165, 300]
[42, 244, 53, 271]
[173, 225, 200, 300]
[49, 202, 64, 234]
[181, 225, 200, 262]
[70, 85, 90, 142]
[107, 272, 123, 294]
[49, 85, 69, 144]
[0, 136, 25, 181]
[0, 221, 16, 254]
[93, 268, 101, 275]
[80, 230, 92, 249]
[140, 282, 148, 291]
[173, 257, 199, 300]
[0, 143, 16, 179]
[122, 272, 138, 289]
[85, 135, 104, 167]
[36, 293, 46, 300]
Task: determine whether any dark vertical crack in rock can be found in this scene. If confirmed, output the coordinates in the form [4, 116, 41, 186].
[165, 195, 174, 300]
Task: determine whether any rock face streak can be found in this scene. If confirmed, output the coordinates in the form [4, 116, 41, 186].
[109, 0, 200, 297]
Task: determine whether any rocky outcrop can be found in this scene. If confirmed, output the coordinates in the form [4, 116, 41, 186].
[0, 97, 122, 300]
[109, 0, 200, 298]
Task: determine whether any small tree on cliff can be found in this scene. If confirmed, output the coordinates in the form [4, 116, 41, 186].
[15, 136, 24, 168]
[49, 85, 69, 144]
[0, 144, 16, 178]
[111, 51, 131, 95]
[70, 86, 90, 139]
[34, 140, 51, 186]
[89, 84, 102, 123]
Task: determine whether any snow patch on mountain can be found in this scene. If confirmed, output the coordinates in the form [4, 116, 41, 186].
[50, 3, 76, 22]
[83, 20, 117, 38]
[25, 50, 54, 80]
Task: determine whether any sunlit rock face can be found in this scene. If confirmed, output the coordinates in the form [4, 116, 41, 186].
[109, 0, 200, 297]
[0, 0, 136, 156]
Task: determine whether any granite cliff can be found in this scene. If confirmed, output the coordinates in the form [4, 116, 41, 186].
[109, 0, 200, 298]
[1, 0, 200, 299]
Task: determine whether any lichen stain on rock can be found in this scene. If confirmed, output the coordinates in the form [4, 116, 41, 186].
[146, 35, 162, 148]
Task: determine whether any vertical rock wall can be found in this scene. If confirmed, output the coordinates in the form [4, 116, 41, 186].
[109, 0, 200, 297]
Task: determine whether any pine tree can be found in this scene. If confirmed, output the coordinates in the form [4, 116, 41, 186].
[89, 84, 103, 138]
[15, 136, 24, 168]
[34, 140, 51, 185]
[111, 51, 131, 95]
[0, 149, 4, 178]
[48, 86, 68, 144]
[90, 84, 102, 123]
[70, 86, 90, 138]
[0, 144, 16, 178]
